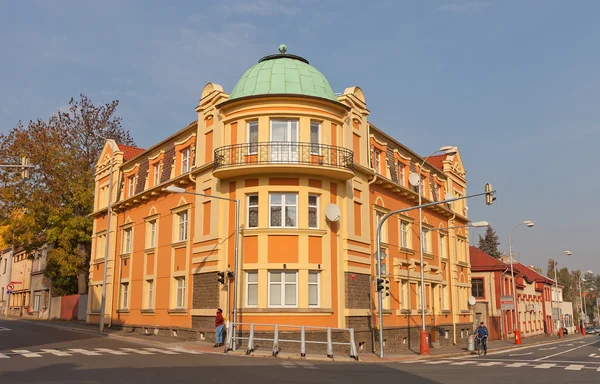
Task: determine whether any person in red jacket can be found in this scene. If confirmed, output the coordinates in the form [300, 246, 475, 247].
[214, 308, 225, 347]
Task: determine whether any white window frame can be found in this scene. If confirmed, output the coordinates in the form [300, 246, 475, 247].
[269, 193, 298, 228]
[422, 229, 430, 254]
[308, 271, 320, 308]
[146, 279, 154, 309]
[270, 119, 299, 162]
[147, 220, 157, 249]
[247, 194, 259, 228]
[128, 176, 135, 198]
[177, 211, 188, 242]
[121, 282, 129, 309]
[122, 228, 132, 254]
[246, 271, 258, 307]
[153, 164, 160, 186]
[308, 194, 319, 229]
[400, 280, 408, 310]
[268, 271, 298, 308]
[248, 120, 259, 155]
[181, 147, 190, 173]
[399, 219, 409, 249]
[310, 121, 321, 155]
[374, 149, 381, 174]
[33, 293, 41, 312]
[397, 161, 404, 186]
[175, 277, 186, 309]
[375, 210, 387, 243]
[439, 233, 445, 259]
[420, 176, 427, 198]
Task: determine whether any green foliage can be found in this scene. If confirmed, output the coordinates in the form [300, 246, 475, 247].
[0, 94, 134, 295]
[477, 226, 501, 258]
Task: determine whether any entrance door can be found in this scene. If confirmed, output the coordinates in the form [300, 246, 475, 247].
[270, 120, 298, 163]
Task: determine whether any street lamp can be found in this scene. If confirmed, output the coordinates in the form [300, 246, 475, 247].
[164, 185, 241, 350]
[408, 145, 457, 355]
[508, 220, 534, 345]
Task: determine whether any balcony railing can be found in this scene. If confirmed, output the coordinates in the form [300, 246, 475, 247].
[214, 142, 354, 173]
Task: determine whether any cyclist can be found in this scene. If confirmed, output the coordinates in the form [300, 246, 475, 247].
[474, 321, 489, 355]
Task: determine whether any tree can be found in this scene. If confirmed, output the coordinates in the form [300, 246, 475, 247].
[0, 94, 135, 296]
[477, 226, 501, 258]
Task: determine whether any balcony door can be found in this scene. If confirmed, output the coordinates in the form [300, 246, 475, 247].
[270, 120, 298, 163]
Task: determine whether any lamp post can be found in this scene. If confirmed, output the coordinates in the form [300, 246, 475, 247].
[165, 185, 240, 350]
[408, 146, 457, 355]
[553, 250, 570, 339]
[508, 220, 534, 345]
[578, 274, 586, 335]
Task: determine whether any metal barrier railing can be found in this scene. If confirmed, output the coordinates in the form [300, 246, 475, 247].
[224, 322, 358, 360]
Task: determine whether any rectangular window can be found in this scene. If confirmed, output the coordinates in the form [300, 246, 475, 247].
[147, 220, 157, 248]
[400, 280, 408, 309]
[33, 293, 41, 312]
[416, 282, 422, 310]
[153, 164, 161, 186]
[270, 119, 298, 162]
[399, 220, 409, 248]
[122, 228, 132, 254]
[397, 161, 404, 186]
[181, 148, 190, 173]
[422, 229, 430, 254]
[442, 284, 448, 310]
[246, 271, 258, 307]
[374, 149, 381, 174]
[375, 211, 387, 242]
[248, 121, 259, 155]
[176, 277, 186, 308]
[177, 211, 188, 242]
[248, 194, 259, 228]
[308, 194, 319, 228]
[128, 176, 135, 197]
[121, 283, 129, 309]
[268, 271, 297, 307]
[420, 176, 426, 198]
[308, 271, 320, 307]
[472, 278, 484, 298]
[146, 280, 154, 309]
[310, 121, 320, 155]
[269, 193, 297, 227]
[439, 234, 445, 258]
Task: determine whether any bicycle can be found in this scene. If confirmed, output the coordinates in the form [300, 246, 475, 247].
[474, 335, 486, 356]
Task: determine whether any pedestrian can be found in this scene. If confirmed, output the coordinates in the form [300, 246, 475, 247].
[214, 308, 225, 347]
[474, 321, 489, 355]
[543, 320, 548, 337]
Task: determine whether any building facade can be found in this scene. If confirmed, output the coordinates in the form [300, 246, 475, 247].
[0, 247, 12, 313]
[8, 249, 31, 316]
[87, 46, 473, 352]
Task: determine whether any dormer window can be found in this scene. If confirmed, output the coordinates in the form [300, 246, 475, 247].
[153, 163, 161, 186]
[128, 176, 136, 198]
[181, 148, 190, 173]
[397, 161, 404, 186]
[374, 149, 381, 174]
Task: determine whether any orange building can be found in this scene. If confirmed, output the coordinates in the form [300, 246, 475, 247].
[87, 46, 473, 352]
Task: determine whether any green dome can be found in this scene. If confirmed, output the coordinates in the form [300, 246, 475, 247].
[228, 47, 337, 102]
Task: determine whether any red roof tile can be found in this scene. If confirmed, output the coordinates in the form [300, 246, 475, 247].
[118, 144, 145, 161]
[514, 263, 553, 285]
[427, 154, 446, 170]
[469, 246, 507, 271]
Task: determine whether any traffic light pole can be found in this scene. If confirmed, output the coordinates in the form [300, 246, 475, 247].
[375, 188, 495, 358]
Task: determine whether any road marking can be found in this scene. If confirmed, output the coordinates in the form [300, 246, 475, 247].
[281, 361, 294, 368]
[425, 360, 452, 364]
[0, 327, 10, 331]
[167, 347, 204, 355]
[539, 347, 556, 351]
[12, 349, 42, 358]
[40, 349, 72, 357]
[95, 348, 128, 355]
[142, 348, 179, 355]
[505, 362, 529, 367]
[509, 352, 533, 356]
[0, 353, 10, 359]
[565, 364, 585, 371]
[534, 363, 555, 369]
[295, 361, 318, 369]
[477, 361, 503, 366]
[535, 340, 598, 361]
[120, 348, 154, 355]
[589, 353, 600, 359]
[450, 361, 476, 365]
[68, 349, 101, 356]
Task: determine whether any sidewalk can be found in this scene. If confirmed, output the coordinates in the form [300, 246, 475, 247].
[13, 317, 585, 363]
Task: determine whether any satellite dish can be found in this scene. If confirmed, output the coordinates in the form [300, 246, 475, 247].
[325, 204, 341, 222]
[468, 296, 477, 306]
[408, 173, 420, 187]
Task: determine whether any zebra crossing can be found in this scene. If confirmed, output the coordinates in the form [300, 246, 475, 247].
[395, 359, 600, 372]
[0, 346, 204, 359]
[280, 360, 319, 370]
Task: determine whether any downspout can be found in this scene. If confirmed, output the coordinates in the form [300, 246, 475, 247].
[499, 266, 509, 340]
[449, 213, 458, 345]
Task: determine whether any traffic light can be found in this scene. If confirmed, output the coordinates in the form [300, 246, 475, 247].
[227, 271, 234, 280]
[21, 156, 30, 179]
[384, 279, 390, 297]
[217, 271, 225, 285]
[376, 278, 384, 292]
[485, 183, 496, 205]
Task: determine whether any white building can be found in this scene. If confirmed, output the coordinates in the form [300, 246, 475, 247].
[0, 247, 13, 313]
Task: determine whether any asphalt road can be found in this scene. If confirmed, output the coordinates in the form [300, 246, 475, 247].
[1, 318, 599, 384]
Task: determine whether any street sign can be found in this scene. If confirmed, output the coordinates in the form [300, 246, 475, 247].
[10, 281, 22, 285]
[6, 291, 12, 295]
[500, 295, 514, 310]
[6, 283, 14, 291]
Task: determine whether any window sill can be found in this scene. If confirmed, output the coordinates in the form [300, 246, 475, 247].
[141, 309, 155, 315]
[117, 309, 130, 314]
[145, 247, 156, 254]
[441, 310, 451, 314]
[423, 253, 435, 260]
[397, 309, 411, 315]
[460, 310, 471, 314]
[398, 247, 415, 255]
[239, 308, 334, 314]
[171, 241, 187, 249]
[120, 253, 131, 259]
[168, 308, 187, 315]
[458, 261, 470, 267]
[242, 228, 327, 236]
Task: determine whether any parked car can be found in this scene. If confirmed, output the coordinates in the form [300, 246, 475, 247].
[585, 326, 596, 334]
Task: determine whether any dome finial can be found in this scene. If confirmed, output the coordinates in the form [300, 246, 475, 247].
[278, 44, 287, 54]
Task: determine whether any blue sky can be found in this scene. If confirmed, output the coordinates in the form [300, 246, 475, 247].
[1, 0, 599, 272]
